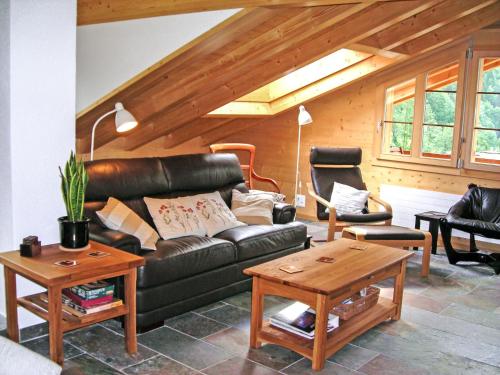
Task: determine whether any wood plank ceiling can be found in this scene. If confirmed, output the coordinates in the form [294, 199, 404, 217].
[76, 0, 500, 155]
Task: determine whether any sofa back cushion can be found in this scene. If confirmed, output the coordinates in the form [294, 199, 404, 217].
[84, 153, 247, 230]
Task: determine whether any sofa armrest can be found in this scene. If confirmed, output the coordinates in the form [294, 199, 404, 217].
[273, 202, 296, 224]
[89, 223, 142, 255]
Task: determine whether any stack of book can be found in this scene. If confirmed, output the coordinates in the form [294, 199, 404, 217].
[270, 302, 339, 339]
[42, 281, 122, 317]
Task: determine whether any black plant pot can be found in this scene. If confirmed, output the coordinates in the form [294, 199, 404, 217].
[58, 216, 90, 249]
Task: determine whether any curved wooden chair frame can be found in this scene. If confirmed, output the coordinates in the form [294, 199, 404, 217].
[209, 143, 280, 192]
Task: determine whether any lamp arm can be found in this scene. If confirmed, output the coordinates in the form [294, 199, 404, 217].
[90, 108, 117, 161]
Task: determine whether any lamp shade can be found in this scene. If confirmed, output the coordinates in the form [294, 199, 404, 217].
[298, 105, 312, 126]
[114, 102, 138, 133]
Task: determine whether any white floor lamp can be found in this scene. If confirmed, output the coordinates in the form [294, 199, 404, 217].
[90, 102, 138, 161]
[294, 105, 313, 207]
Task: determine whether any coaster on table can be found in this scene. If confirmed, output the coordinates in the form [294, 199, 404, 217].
[54, 260, 78, 268]
[349, 244, 368, 251]
[88, 251, 110, 258]
[279, 265, 304, 274]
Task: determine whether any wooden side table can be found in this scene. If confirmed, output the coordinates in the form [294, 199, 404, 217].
[0, 240, 144, 365]
[414, 211, 447, 254]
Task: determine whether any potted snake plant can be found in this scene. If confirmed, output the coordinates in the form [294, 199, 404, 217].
[58, 151, 90, 250]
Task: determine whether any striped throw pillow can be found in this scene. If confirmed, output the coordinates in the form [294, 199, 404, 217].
[96, 197, 159, 250]
[326, 182, 369, 216]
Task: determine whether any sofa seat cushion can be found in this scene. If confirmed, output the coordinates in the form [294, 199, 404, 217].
[137, 236, 236, 288]
[215, 222, 307, 261]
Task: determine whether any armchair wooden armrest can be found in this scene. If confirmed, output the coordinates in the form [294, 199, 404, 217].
[251, 170, 280, 193]
[368, 194, 392, 214]
[307, 183, 337, 242]
[307, 183, 334, 209]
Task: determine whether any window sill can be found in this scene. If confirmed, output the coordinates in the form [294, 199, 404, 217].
[372, 158, 499, 180]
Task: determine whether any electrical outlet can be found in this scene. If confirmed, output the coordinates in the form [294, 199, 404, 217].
[295, 194, 306, 208]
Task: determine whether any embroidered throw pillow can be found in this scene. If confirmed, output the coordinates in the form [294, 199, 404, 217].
[326, 182, 370, 216]
[96, 197, 159, 250]
[231, 189, 274, 225]
[144, 196, 207, 240]
[192, 191, 246, 236]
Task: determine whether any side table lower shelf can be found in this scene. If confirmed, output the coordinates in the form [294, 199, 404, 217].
[18, 293, 129, 332]
[258, 298, 397, 359]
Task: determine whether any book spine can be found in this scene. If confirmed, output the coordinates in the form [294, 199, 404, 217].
[63, 289, 113, 308]
[70, 285, 114, 300]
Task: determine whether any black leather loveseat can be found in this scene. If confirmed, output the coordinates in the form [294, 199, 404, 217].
[84, 153, 307, 331]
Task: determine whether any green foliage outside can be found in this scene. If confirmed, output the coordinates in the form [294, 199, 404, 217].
[388, 67, 499, 157]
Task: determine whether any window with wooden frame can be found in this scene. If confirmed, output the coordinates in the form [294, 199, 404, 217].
[464, 51, 500, 172]
[377, 60, 464, 167]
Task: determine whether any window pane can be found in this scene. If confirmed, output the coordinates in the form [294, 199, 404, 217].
[422, 125, 453, 158]
[479, 58, 500, 93]
[385, 79, 415, 123]
[424, 92, 456, 125]
[424, 62, 458, 126]
[473, 129, 500, 164]
[476, 93, 500, 130]
[389, 123, 412, 153]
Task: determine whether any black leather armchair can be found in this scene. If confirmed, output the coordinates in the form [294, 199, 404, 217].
[439, 184, 500, 274]
[307, 147, 392, 241]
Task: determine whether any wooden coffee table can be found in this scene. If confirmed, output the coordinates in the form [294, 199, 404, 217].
[243, 238, 413, 371]
[0, 240, 144, 365]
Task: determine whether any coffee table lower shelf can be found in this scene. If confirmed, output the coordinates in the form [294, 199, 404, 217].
[259, 297, 396, 359]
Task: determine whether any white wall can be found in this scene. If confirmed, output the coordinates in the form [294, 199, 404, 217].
[77, 9, 239, 112]
[0, 0, 13, 255]
[0, 0, 77, 327]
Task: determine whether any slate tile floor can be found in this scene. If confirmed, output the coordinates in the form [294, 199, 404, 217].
[5, 222, 500, 374]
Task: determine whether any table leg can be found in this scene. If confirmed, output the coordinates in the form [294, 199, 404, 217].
[429, 220, 439, 255]
[312, 294, 328, 371]
[421, 233, 432, 277]
[392, 259, 407, 320]
[4, 267, 19, 342]
[48, 285, 64, 365]
[124, 269, 138, 354]
[413, 217, 421, 250]
[250, 277, 264, 349]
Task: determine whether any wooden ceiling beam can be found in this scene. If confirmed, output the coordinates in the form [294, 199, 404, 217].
[77, 0, 391, 25]
[121, 1, 436, 150]
[201, 121, 258, 147]
[76, 8, 277, 135]
[392, 2, 500, 55]
[164, 118, 233, 148]
[360, 0, 496, 51]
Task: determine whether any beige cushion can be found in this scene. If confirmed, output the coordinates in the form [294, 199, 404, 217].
[144, 196, 207, 239]
[231, 189, 274, 225]
[248, 189, 285, 203]
[191, 191, 246, 236]
[96, 197, 159, 250]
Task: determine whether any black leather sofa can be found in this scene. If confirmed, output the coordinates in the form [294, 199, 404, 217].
[84, 153, 308, 331]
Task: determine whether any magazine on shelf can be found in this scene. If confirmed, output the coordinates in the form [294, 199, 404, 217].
[270, 302, 339, 339]
[40, 293, 122, 316]
[70, 280, 114, 300]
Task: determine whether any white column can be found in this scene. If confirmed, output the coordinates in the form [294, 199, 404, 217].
[0, 0, 77, 327]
